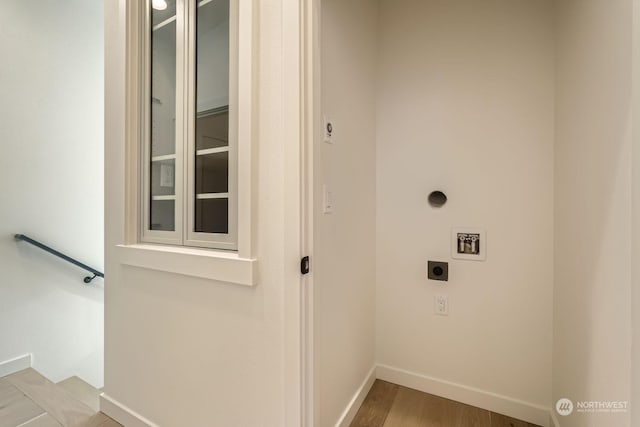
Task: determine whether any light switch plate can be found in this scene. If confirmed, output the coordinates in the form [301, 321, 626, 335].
[322, 185, 334, 214]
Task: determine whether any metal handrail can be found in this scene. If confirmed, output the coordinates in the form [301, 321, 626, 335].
[14, 234, 104, 284]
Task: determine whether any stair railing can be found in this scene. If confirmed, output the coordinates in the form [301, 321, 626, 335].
[14, 234, 104, 284]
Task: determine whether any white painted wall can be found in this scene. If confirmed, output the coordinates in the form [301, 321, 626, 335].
[0, 0, 104, 386]
[554, 0, 633, 426]
[375, 0, 554, 421]
[104, 0, 302, 425]
[315, 0, 377, 425]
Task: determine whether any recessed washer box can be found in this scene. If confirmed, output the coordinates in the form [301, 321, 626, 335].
[452, 228, 486, 261]
[428, 261, 448, 282]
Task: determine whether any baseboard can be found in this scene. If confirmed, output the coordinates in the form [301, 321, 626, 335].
[0, 354, 31, 378]
[376, 364, 550, 427]
[334, 365, 377, 427]
[549, 411, 560, 427]
[100, 393, 159, 427]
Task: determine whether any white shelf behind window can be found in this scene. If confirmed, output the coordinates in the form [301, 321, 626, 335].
[151, 153, 177, 162]
[153, 15, 177, 32]
[152, 195, 176, 201]
[196, 193, 229, 199]
[196, 146, 229, 156]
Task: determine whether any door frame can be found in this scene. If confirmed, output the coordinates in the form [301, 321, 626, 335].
[283, 0, 317, 425]
[283, 0, 320, 425]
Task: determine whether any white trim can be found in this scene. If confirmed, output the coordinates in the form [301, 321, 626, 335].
[301, 0, 319, 424]
[550, 412, 561, 427]
[116, 244, 258, 286]
[234, 0, 257, 260]
[184, 0, 239, 251]
[282, 0, 304, 424]
[141, 0, 185, 246]
[0, 354, 31, 378]
[100, 393, 159, 427]
[376, 364, 550, 427]
[334, 365, 377, 427]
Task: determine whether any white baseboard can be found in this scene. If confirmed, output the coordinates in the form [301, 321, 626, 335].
[100, 393, 159, 427]
[334, 365, 377, 427]
[0, 354, 31, 378]
[376, 364, 550, 427]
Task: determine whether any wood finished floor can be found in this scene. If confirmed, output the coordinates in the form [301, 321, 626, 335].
[351, 380, 541, 427]
[0, 369, 120, 427]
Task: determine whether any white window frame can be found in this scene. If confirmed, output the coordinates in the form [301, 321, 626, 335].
[119, 0, 257, 285]
[141, 0, 185, 247]
[185, 0, 238, 250]
[139, 0, 246, 252]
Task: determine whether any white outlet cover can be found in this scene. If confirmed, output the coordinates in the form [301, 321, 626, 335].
[435, 295, 448, 316]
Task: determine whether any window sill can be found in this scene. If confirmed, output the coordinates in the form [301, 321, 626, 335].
[115, 244, 258, 286]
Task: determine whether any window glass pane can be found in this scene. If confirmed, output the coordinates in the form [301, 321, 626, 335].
[196, 151, 228, 194]
[196, 108, 228, 150]
[195, 0, 230, 234]
[195, 198, 229, 234]
[151, 200, 175, 231]
[151, 159, 176, 196]
[150, 0, 177, 231]
[151, 0, 176, 27]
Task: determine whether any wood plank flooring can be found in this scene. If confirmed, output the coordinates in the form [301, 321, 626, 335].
[351, 380, 541, 427]
[19, 414, 61, 427]
[0, 381, 44, 427]
[0, 369, 120, 427]
[56, 377, 101, 413]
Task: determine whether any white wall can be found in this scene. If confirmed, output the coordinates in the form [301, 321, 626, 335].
[104, 0, 302, 425]
[0, 0, 104, 386]
[315, 0, 378, 425]
[375, 0, 555, 422]
[554, 0, 633, 426]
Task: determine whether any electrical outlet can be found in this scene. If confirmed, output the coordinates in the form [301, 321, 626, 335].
[435, 295, 448, 316]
